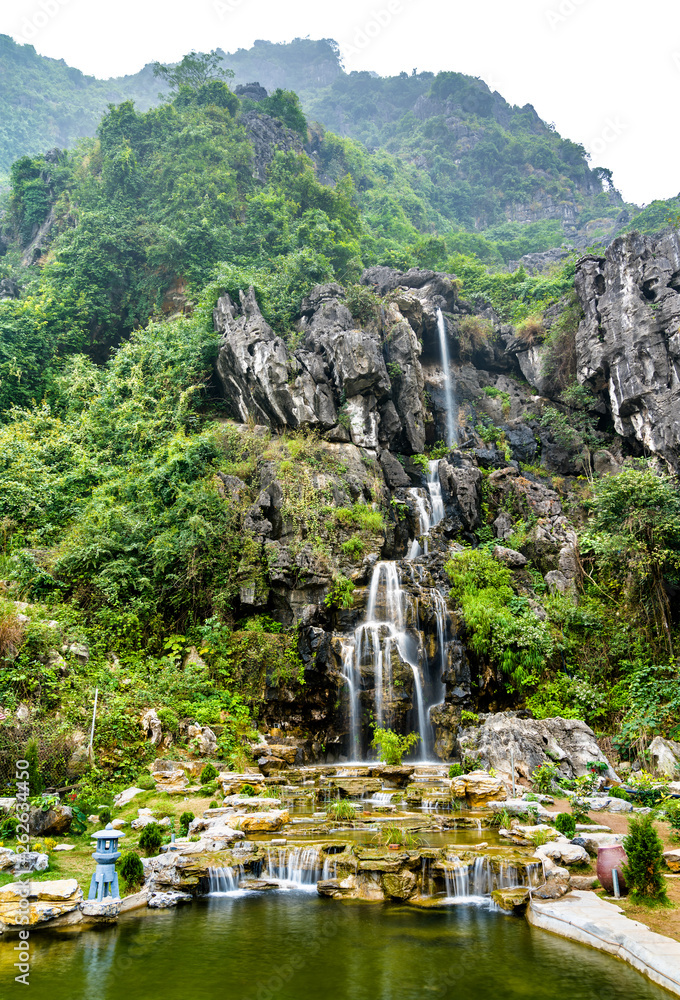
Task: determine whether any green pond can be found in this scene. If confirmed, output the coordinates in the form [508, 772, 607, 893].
[3, 891, 668, 1000]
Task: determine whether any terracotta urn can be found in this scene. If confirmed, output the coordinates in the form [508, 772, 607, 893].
[597, 844, 627, 894]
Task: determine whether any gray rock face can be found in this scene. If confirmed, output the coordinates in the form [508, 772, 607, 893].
[241, 111, 304, 182]
[458, 713, 618, 784]
[575, 230, 680, 468]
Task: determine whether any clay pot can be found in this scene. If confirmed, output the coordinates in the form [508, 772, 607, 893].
[597, 845, 628, 895]
[388, 844, 401, 852]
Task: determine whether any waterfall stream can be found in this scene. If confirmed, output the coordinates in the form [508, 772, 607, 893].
[436, 307, 458, 447]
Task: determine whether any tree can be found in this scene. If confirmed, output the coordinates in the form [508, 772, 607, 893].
[622, 813, 668, 904]
[153, 51, 234, 92]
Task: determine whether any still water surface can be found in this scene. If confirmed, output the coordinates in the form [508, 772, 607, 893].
[1, 890, 668, 1000]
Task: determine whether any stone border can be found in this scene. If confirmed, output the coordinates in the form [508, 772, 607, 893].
[527, 890, 680, 996]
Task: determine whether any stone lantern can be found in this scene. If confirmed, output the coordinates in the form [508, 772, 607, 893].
[88, 823, 124, 901]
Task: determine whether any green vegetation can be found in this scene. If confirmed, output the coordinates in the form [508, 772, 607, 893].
[622, 813, 669, 905]
[138, 821, 164, 856]
[532, 763, 559, 794]
[179, 811, 195, 836]
[200, 763, 219, 785]
[448, 763, 464, 778]
[554, 812, 576, 838]
[119, 850, 145, 892]
[370, 726, 420, 766]
[326, 800, 357, 821]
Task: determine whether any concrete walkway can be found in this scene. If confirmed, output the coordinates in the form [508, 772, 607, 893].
[528, 890, 680, 996]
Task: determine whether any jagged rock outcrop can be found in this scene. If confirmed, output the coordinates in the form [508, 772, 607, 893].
[456, 713, 618, 785]
[575, 229, 680, 469]
[241, 111, 304, 182]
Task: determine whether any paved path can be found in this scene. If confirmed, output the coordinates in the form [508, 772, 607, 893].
[528, 890, 680, 996]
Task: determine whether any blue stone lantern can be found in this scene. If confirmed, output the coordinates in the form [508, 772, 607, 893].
[88, 823, 124, 901]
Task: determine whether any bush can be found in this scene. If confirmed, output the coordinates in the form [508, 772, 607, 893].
[608, 786, 632, 802]
[200, 783, 217, 797]
[448, 763, 464, 778]
[200, 762, 219, 784]
[98, 808, 112, 825]
[138, 822, 164, 857]
[209, 800, 218, 809]
[157, 708, 180, 739]
[370, 726, 420, 766]
[179, 811, 195, 836]
[136, 774, 156, 791]
[570, 797, 591, 824]
[555, 812, 576, 838]
[459, 710, 480, 728]
[532, 762, 559, 794]
[240, 784, 256, 797]
[623, 813, 668, 904]
[119, 850, 145, 892]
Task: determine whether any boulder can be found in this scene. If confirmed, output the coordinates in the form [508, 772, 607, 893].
[381, 870, 418, 900]
[664, 850, 680, 873]
[649, 736, 680, 779]
[367, 765, 415, 787]
[29, 804, 73, 837]
[153, 769, 188, 795]
[490, 799, 553, 822]
[11, 852, 49, 874]
[535, 841, 589, 866]
[148, 891, 193, 909]
[0, 797, 16, 814]
[218, 773, 265, 796]
[80, 899, 121, 921]
[187, 725, 218, 757]
[113, 786, 145, 808]
[493, 546, 527, 568]
[492, 886, 530, 911]
[0, 879, 83, 927]
[451, 771, 507, 807]
[457, 713, 618, 786]
[141, 708, 162, 745]
[329, 777, 383, 798]
[232, 810, 289, 833]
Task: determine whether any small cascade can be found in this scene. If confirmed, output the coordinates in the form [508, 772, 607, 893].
[436, 307, 458, 447]
[421, 857, 433, 897]
[321, 856, 338, 880]
[266, 846, 321, 888]
[407, 488, 431, 559]
[426, 460, 445, 526]
[208, 865, 243, 894]
[368, 791, 395, 807]
[443, 856, 541, 901]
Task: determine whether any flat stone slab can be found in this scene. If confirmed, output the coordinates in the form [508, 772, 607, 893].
[528, 890, 680, 996]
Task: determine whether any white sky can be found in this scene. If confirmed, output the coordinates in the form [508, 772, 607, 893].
[2, 0, 679, 205]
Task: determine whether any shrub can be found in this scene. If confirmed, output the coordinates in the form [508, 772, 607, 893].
[324, 575, 355, 610]
[98, 808, 112, 826]
[459, 710, 480, 728]
[44, 837, 57, 852]
[515, 315, 545, 345]
[570, 797, 591, 824]
[240, 784, 256, 797]
[209, 800, 218, 809]
[623, 813, 668, 904]
[663, 800, 680, 831]
[608, 786, 632, 802]
[370, 726, 420, 766]
[119, 850, 145, 892]
[200, 762, 219, 785]
[554, 812, 576, 838]
[157, 708, 180, 739]
[448, 763, 464, 778]
[179, 811, 195, 836]
[136, 774, 156, 791]
[138, 822, 164, 857]
[529, 829, 550, 847]
[532, 762, 559, 794]
[200, 783, 217, 797]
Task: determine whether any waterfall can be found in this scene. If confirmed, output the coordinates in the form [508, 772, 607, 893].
[426, 460, 445, 525]
[340, 640, 361, 761]
[436, 308, 458, 447]
[266, 846, 321, 889]
[321, 856, 338, 880]
[208, 865, 243, 894]
[443, 857, 540, 901]
[343, 561, 429, 760]
[407, 488, 431, 560]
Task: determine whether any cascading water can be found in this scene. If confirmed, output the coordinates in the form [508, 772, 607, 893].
[341, 561, 429, 761]
[436, 307, 458, 447]
[443, 856, 543, 902]
[208, 865, 243, 894]
[266, 846, 321, 889]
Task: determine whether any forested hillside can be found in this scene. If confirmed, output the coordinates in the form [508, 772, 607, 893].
[3, 32, 678, 259]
